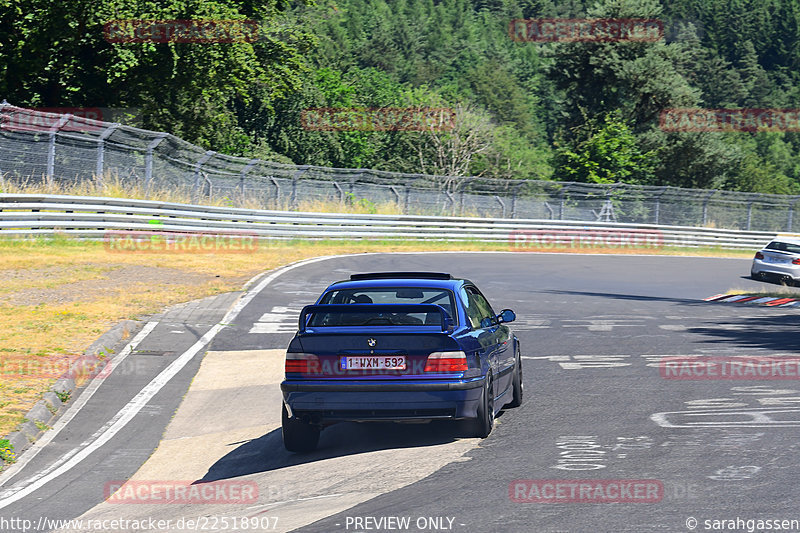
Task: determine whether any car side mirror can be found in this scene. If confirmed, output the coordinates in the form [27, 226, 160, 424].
[497, 309, 516, 324]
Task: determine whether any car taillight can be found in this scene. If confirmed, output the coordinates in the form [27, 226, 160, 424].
[793, 258, 800, 265]
[755, 252, 764, 260]
[285, 352, 320, 374]
[425, 351, 468, 372]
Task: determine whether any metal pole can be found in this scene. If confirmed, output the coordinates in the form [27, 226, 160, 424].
[702, 190, 716, 226]
[191, 150, 216, 202]
[144, 133, 167, 195]
[746, 194, 759, 231]
[238, 158, 258, 200]
[47, 114, 72, 185]
[788, 196, 800, 232]
[493, 195, 506, 218]
[291, 167, 307, 210]
[654, 186, 667, 225]
[510, 183, 522, 219]
[559, 185, 571, 220]
[95, 124, 119, 184]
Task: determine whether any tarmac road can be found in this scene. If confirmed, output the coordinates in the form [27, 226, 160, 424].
[2, 252, 800, 533]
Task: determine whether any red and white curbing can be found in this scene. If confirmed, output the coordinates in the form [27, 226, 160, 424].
[704, 293, 800, 307]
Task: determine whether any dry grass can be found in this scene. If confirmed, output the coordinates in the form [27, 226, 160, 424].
[0, 175, 405, 215]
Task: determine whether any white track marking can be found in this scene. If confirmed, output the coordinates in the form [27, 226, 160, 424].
[0, 321, 158, 487]
[0, 255, 342, 510]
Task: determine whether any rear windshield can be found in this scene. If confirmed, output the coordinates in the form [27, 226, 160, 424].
[310, 287, 457, 327]
[766, 241, 800, 254]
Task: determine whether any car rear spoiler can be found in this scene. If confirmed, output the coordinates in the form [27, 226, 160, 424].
[298, 304, 454, 333]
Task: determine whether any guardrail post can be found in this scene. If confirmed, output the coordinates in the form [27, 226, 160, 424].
[46, 114, 72, 185]
[702, 190, 716, 227]
[144, 133, 167, 196]
[95, 123, 119, 185]
[788, 196, 800, 232]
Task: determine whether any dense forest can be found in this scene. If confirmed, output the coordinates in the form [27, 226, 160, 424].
[1, 0, 799, 193]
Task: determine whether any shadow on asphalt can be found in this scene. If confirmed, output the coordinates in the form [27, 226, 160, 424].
[543, 289, 800, 352]
[689, 314, 800, 352]
[541, 289, 706, 305]
[196, 417, 494, 482]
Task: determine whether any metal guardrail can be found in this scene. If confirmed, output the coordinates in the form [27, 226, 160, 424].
[0, 194, 779, 249]
[3, 104, 800, 231]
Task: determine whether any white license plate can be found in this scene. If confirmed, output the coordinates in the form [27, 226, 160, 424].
[341, 356, 407, 370]
[766, 256, 789, 264]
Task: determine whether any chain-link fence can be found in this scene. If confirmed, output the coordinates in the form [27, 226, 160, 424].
[2, 102, 799, 231]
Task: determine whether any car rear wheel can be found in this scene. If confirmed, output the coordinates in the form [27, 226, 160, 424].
[507, 352, 523, 408]
[472, 372, 494, 438]
[281, 403, 320, 453]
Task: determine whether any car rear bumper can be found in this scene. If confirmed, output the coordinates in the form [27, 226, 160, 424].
[281, 377, 485, 422]
[752, 259, 800, 279]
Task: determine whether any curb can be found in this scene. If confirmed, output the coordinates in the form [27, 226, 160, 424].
[0, 319, 141, 469]
[703, 293, 800, 307]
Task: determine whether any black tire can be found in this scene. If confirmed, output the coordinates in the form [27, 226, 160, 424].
[281, 403, 320, 453]
[472, 372, 494, 438]
[507, 352, 523, 408]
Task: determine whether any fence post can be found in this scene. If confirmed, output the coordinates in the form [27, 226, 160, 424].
[746, 194, 760, 231]
[95, 123, 119, 184]
[333, 181, 345, 204]
[191, 150, 216, 203]
[0, 101, 9, 177]
[46, 113, 72, 185]
[787, 196, 800, 232]
[559, 184, 571, 220]
[291, 167, 307, 210]
[510, 183, 523, 219]
[238, 158, 258, 203]
[144, 133, 168, 196]
[654, 186, 667, 224]
[702, 190, 716, 227]
[494, 195, 506, 218]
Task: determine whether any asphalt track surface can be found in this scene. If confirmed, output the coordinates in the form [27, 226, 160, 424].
[3, 252, 800, 533]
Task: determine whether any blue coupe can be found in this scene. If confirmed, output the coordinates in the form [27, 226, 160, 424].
[279, 272, 523, 452]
